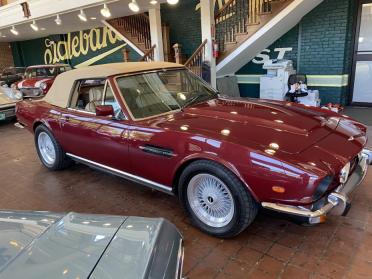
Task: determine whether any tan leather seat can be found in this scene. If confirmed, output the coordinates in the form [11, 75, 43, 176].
[85, 87, 103, 113]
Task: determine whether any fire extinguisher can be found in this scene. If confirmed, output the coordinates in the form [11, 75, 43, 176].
[213, 40, 219, 58]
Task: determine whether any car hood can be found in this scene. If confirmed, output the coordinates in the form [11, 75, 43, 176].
[18, 77, 53, 88]
[0, 211, 182, 279]
[153, 97, 352, 155]
[0, 87, 18, 107]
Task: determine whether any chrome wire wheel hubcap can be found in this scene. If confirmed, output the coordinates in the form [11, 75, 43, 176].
[187, 174, 235, 228]
[38, 132, 56, 165]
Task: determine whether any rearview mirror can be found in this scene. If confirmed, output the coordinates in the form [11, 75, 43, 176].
[96, 105, 114, 117]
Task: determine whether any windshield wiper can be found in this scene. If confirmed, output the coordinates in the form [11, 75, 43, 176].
[182, 93, 214, 111]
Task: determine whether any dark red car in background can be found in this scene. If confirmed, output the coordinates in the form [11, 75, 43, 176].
[16, 62, 372, 238]
[17, 64, 71, 98]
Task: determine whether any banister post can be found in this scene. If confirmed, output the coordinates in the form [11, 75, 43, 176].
[173, 43, 182, 64]
[122, 46, 130, 62]
[200, 0, 217, 88]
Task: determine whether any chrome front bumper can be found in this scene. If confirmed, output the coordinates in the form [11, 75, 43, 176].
[262, 148, 371, 224]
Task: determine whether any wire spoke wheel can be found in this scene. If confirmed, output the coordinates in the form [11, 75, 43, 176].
[187, 173, 235, 228]
[38, 131, 56, 165]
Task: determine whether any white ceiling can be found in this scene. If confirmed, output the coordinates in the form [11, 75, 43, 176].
[0, 0, 167, 43]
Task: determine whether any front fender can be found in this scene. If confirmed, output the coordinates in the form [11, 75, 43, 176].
[173, 152, 259, 201]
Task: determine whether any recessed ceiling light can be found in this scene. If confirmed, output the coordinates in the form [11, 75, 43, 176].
[100, 3, 111, 18]
[150, 0, 158, 4]
[55, 14, 62, 25]
[78, 9, 87, 22]
[10, 26, 19, 36]
[167, 0, 179, 4]
[129, 0, 140, 12]
[90, 17, 97, 20]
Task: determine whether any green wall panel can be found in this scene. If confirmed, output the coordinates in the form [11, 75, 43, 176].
[11, 26, 139, 68]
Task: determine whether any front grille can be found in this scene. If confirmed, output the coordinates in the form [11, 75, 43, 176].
[21, 88, 42, 97]
[0, 108, 16, 118]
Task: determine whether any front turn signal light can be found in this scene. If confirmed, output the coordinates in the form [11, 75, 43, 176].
[272, 186, 285, 193]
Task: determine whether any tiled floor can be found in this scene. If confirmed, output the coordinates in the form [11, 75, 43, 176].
[0, 119, 371, 279]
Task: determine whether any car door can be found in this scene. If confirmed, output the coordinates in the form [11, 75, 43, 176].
[59, 78, 130, 172]
[113, 71, 190, 192]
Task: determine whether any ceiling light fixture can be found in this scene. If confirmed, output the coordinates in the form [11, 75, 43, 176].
[128, 0, 140, 12]
[78, 9, 87, 22]
[100, 3, 111, 18]
[55, 14, 62, 25]
[30, 20, 39, 31]
[10, 26, 19, 36]
[167, 0, 179, 5]
[150, 0, 158, 4]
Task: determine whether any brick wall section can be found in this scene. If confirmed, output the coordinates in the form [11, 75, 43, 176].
[299, 0, 352, 75]
[0, 43, 14, 71]
[161, 0, 201, 58]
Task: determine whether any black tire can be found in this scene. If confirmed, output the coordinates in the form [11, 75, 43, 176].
[178, 160, 258, 238]
[34, 125, 73, 170]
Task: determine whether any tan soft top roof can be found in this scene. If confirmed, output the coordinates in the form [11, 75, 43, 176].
[43, 62, 184, 107]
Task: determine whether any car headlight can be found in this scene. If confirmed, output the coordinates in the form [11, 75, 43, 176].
[14, 90, 23, 100]
[39, 82, 47, 91]
[339, 162, 351, 184]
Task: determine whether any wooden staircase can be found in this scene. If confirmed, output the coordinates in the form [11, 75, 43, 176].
[215, 0, 293, 62]
[108, 14, 155, 61]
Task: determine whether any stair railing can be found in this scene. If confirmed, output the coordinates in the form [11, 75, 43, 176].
[139, 45, 156, 62]
[215, 0, 276, 52]
[111, 14, 152, 50]
[184, 39, 208, 78]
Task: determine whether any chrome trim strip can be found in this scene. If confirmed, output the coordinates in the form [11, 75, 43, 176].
[66, 153, 174, 195]
[175, 239, 184, 279]
[66, 107, 96, 115]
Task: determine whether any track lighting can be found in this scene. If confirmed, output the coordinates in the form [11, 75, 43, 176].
[78, 9, 87, 22]
[128, 0, 140, 12]
[10, 26, 19, 36]
[167, 0, 179, 4]
[55, 14, 62, 25]
[30, 20, 39, 31]
[100, 3, 111, 18]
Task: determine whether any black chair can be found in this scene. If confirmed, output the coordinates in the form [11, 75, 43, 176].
[285, 74, 308, 103]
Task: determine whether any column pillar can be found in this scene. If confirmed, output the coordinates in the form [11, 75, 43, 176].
[149, 5, 164, 61]
[200, 0, 216, 88]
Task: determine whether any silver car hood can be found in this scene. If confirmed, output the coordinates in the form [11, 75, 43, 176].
[0, 211, 182, 279]
[0, 87, 18, 107]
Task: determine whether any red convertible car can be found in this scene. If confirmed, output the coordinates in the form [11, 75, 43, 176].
[17, 64, 71, 98]
[16, 62, 372, 237]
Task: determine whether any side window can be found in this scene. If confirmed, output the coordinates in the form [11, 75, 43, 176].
[69, 79, 105, 113]
[103, 82, 125, 120]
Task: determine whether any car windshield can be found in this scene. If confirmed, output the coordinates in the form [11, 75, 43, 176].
[25, 67, 63, 78]
[115, 69, 217, 119]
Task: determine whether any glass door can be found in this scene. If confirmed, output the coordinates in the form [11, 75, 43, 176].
[352, 1, 372, 104]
